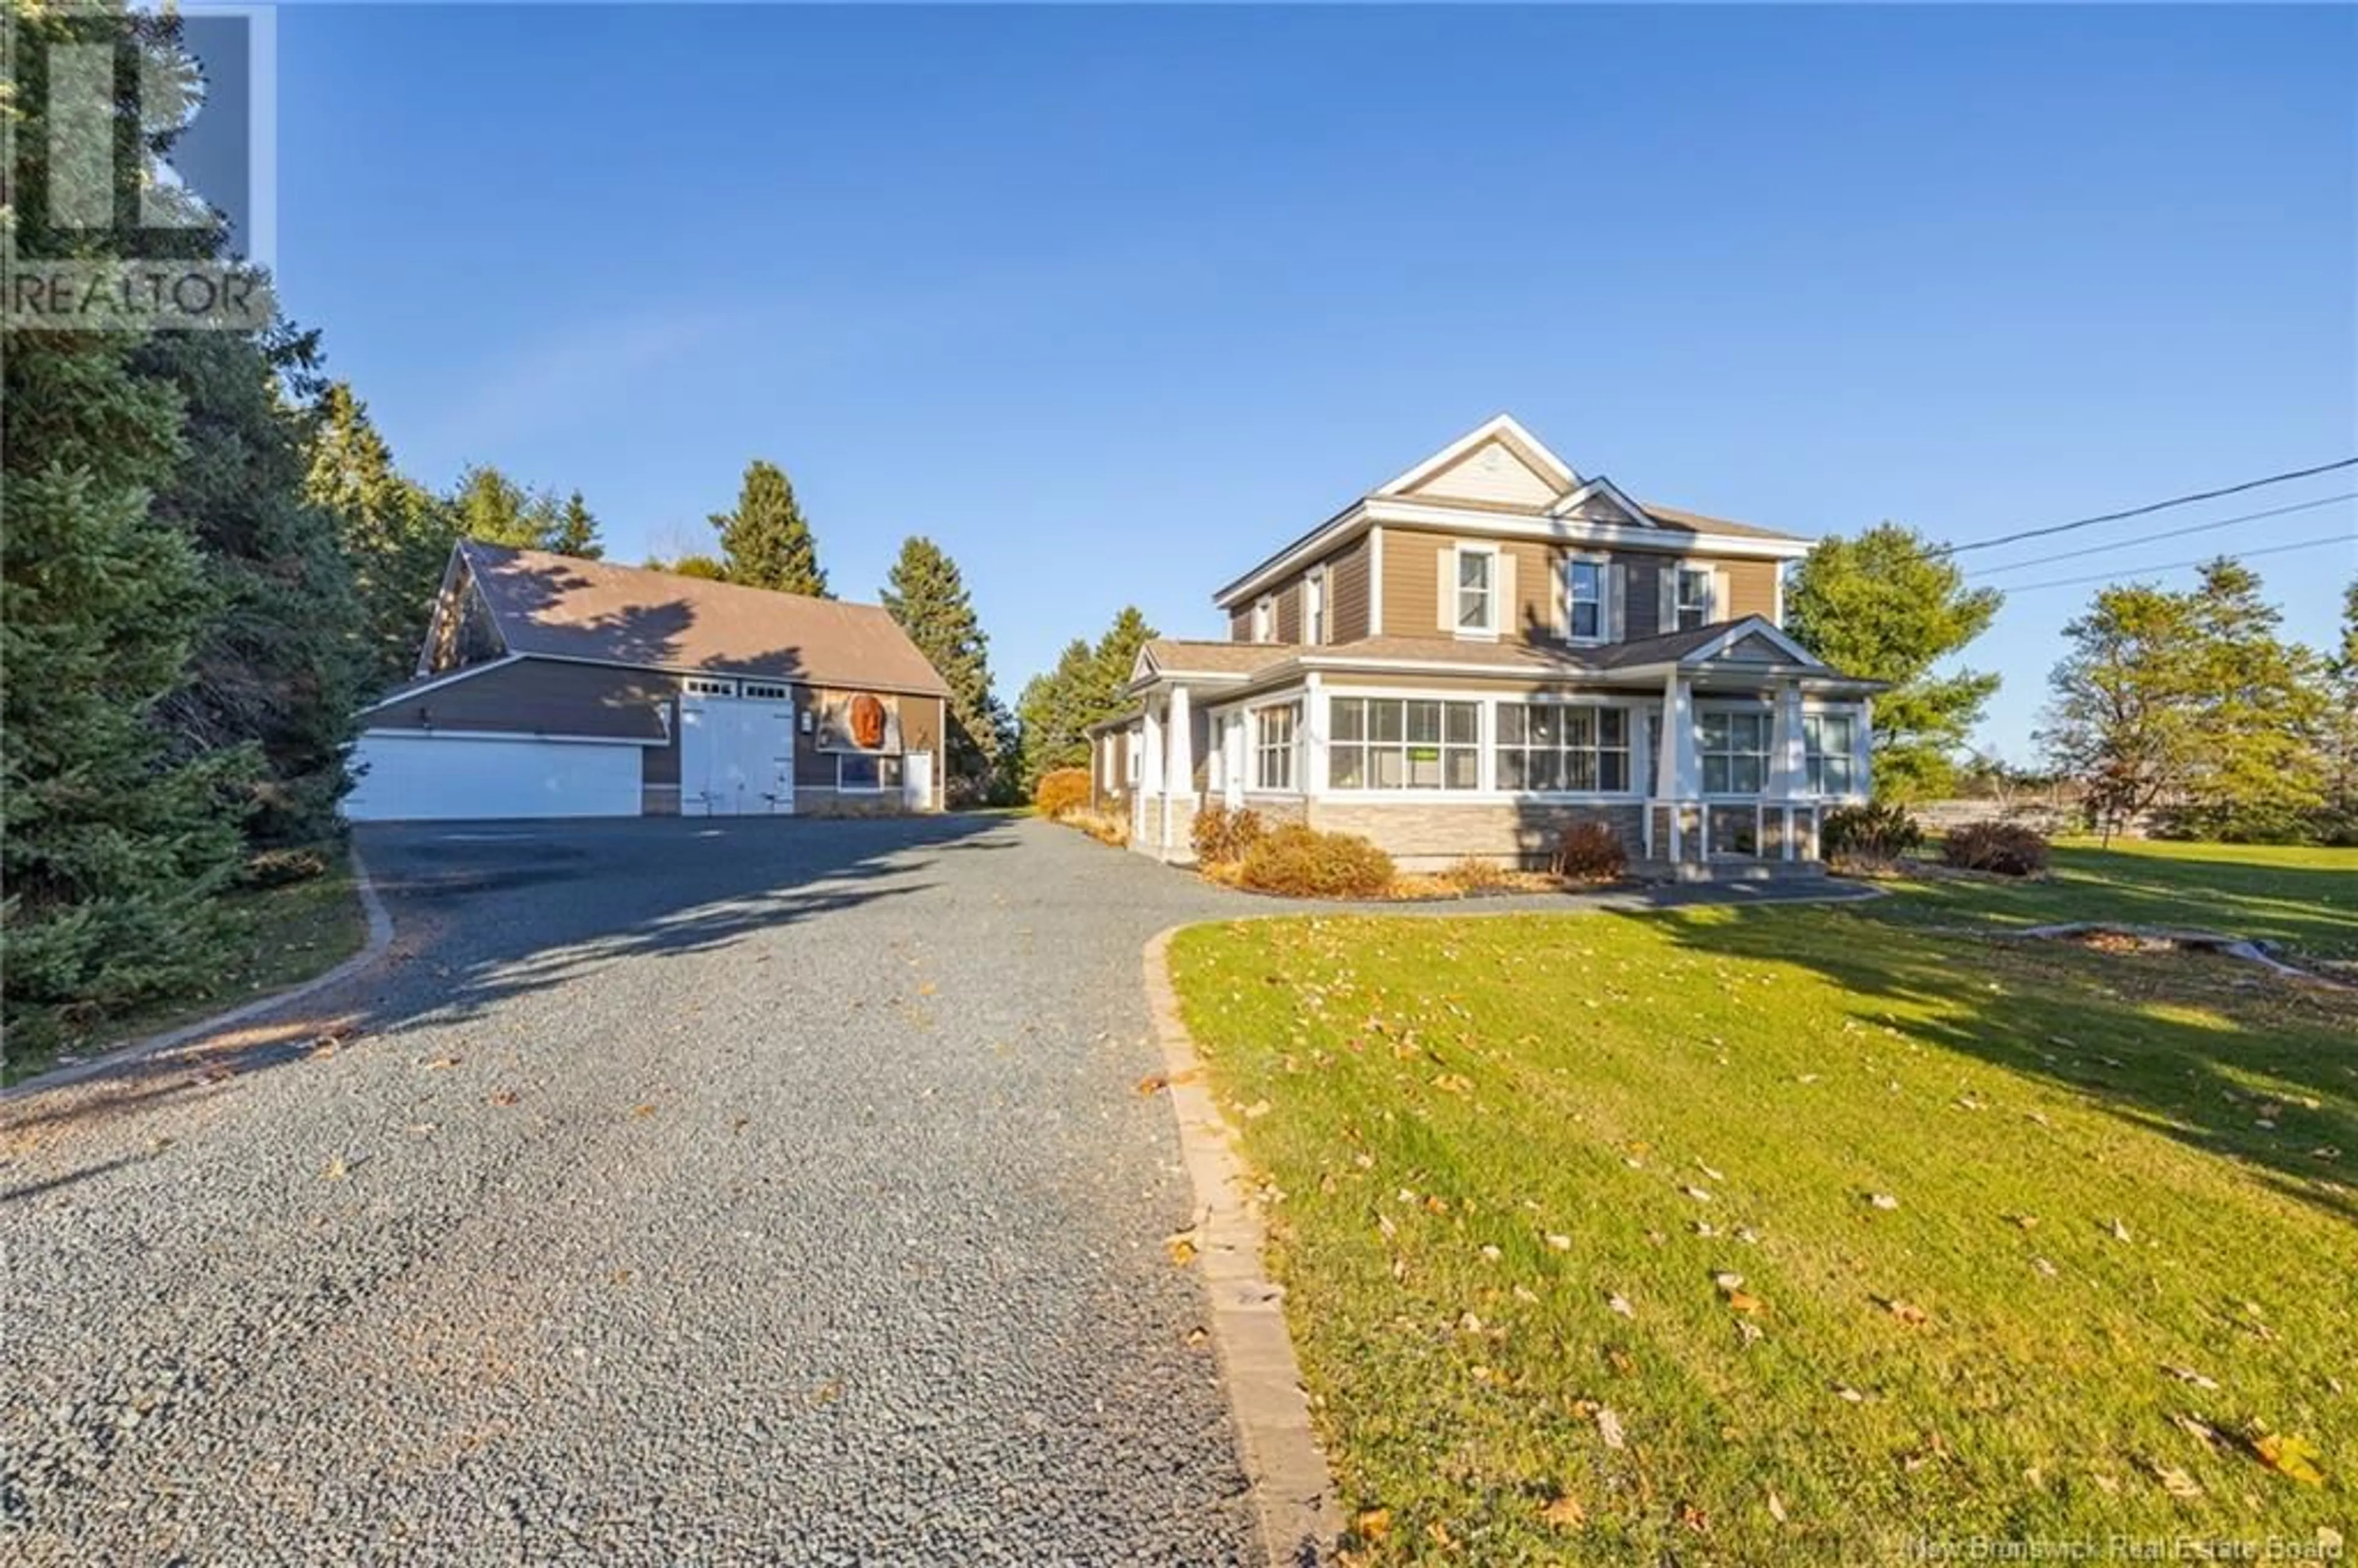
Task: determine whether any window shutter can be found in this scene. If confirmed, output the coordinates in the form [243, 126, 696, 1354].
[1608, 562, 1627, 642]
[1710, 566, 1732, 624]
[1549, 554, 1569, 638]
[1495, 551, 1517, 636]
[1438, 545, 1453, 632]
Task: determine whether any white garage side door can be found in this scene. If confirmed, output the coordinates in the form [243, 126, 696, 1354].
[347, 732, 644, 821]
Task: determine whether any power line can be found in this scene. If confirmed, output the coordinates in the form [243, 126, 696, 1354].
[1969, 491, 2358, 577]
[1929, 456, 2358, 558]
[1994, 531, 2356, 594]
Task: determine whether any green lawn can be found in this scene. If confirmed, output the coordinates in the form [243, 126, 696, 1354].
[1170, 847, 2357, 1563]
[2, 850, 369, 1087]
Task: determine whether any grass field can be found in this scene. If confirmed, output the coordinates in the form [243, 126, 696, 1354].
[2, 850, 368, 1087]
[1169, 842, 2356, 1563]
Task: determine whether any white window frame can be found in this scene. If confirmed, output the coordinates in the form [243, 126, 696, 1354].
[1698, 707, 1771, 797]
[1564, 554, 1608, 644]
[1126, 733, 1141, 786]
[1252, 597, 1275, 644]
[1674, 566, 1713, 632]
[741, 681, 790, 701]
[1804, 710, 1861, 798]
[1495, 701, 1635, 796]
[683, 676, 739, 697]
[1253, 703, 1299, 792]
[1327, 694, 1483, 793]
[836, 753, 903, 793]
[1454, 545, 1500, 637]
[1304, 570, 1327, 647]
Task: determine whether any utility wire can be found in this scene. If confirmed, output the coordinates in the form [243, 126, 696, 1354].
[1929, 456, 2358, 558]
[1993, 531, 2356, 594]
[1967, 491, 2358, 577]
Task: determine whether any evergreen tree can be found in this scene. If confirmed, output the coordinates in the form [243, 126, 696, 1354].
[647, 553, 729, 580]
[303, 382, 456, 688]
[1, 5, 252, 1055]
[451, 464, 561, 549]
[712, 459, 828, 597]
[2173, 560, 2327, 840]
[549, 490, 604, 559]
[1089, 607, 1156, 718]
[881, 537, 1005, 800]
[135, 325, 367, 846]
[2038, 584, 2202, 844]
[1786, 524, 2003, 801]
[2323, 581, 2358, 842]
[1013, 606, 1159, 790]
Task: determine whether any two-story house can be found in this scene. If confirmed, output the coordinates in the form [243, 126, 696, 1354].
[1087, 416, 1880, 875]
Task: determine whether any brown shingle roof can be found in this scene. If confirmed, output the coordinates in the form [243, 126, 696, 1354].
[459, 542, 949, 696]
[1636, 502, 1804, 542]
[1140, 638, 1296, 678]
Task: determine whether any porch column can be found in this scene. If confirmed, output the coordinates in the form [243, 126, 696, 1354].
[1163, 683, 1193, 853]
[1139, 699, 1164, 846]
[1768, 680, 1806, 861]
[1659, 670, 1697, 861]
[1224, 714, 1246, 808]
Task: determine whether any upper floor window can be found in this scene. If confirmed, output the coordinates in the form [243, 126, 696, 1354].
[1456, 548, 1498, 634]
[1566, 559, 1606, 642]
[1700, 710, 1770, 794]
[1674, 567, 1713, 631]
[1253, 597, 1274, 643]
[1497, 704, 1630, 793]
[1253, 704, 1298, 791]
[1804, 713, 1859, 796]
[1331, 697, 1480, 790]
[1304, 572, 1326, 646]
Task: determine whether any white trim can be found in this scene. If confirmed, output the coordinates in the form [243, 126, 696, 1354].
[1252, 596, 1275, 644]
[1371, 414, 1579, 500]
[1676, 615, 1823, 667]
[1450, 541, 1503, 638]
[358, 653, 528, 714]
[1544, 476, 1652, 525]
[833, 752, 903, 794]
[1562, 550, 1611, 645]
[357, 724, 665, 748]
[1367, 526, 1385, 635]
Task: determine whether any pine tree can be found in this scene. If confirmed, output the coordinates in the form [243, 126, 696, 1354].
[712, 459, 828, 597]
[549, 491, 604, 559]
[881, 537, 1004, 799]
[2038, 585, 2201, 844]
[2323, 582, 2358, 842]
[648, 554, 729, 580]
[135, 324, 368, 846]
[303, 382, 456, 688]
[1786, 524, 2003, 801]
[2174, 560, 2327, 840]
[451, 464, 561, 549]
[1014, 606, 1159, 790]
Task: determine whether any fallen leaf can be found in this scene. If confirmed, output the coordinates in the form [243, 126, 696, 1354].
[422, 1056, 461, 1071]
[1352, 1507, 1392, 1542]
[1696, 1160, 1726, 1181]
[1713, 1271, 1745, 1290]
[1165, 1229, 1199, 1267]
[1877, 1297, 1931, 1327]
[1868, 1193, 1899, 1211]
[322, 1155, 349, 1181]
[1677, 1500, 1710, 1534]
[630, 1103, 656, 1119]
[1539, 1494, 1586, 1529]
[2163, 1365, 2221, 1392]
[488, 1089, 519, 1106]
[1681, 1185, 1714, 1203]
[1726, 1289, 1767, 1316]
[2031, 1256, 2058, 1278]
[1606, 1292, 1635, 1319]
[2144, 1459, 2203, 1499]
[1767, 1488, 1789, 1524]
[1834, 1384, 1866, 1403]
[1135, 1074, 1168, 1096]
[1433, 1073, 1474, 1095]
[1735, 1318, 1765, 1347]
[2109, 1217, 2133, 1243]
[1596, 1406, 1626, 1449]
[1545, 1233, 1573, 1251]
[2169, 1413, 2219, 1446]
[1185, 1326, 1208, 1348]
[2254, 1433, 2327, 1487]
[1479, 1244, 1502, 1263]
[1242, 1099, 1272, 1120]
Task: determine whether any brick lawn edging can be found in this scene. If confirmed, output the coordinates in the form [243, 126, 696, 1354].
[1142, 926, 1337, 1567]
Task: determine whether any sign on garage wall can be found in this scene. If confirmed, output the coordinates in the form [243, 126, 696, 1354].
[815, 691, 901, 754]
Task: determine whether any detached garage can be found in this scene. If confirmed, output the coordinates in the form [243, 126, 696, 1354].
[349, 541, 951, 822]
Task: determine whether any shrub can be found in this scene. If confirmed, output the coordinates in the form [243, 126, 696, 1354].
[1439, 855, 1511, 894]
[241, 847, 330, 888]
[1065, 807, 1129, 847]
[1942, 821, 2050, 877]
[1190, 803, 1267, 866]
[1550, 821, 1627, 883]
[1236, 825, 1395, 899]
[1822, 801, 1923, 861]
[1032, 767, 1091, 821]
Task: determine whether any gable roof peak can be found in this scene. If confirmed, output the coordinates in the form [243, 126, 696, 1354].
[1372, 413, 1579, 502]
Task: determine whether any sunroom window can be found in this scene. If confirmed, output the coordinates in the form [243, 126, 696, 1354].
[1804, 712, 1859, 796]
[1699, 711, 1770, 794]
[1330, 697, 1481, 790]
[1496, 705, 1630, 793]
[1254, 704, 1298, 791]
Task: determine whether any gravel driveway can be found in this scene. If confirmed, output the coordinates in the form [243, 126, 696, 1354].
[1, 815, 1266, 1565]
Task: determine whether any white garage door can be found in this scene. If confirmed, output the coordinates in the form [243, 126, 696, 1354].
[346, 731, 644, 821]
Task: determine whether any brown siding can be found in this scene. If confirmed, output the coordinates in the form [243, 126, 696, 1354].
[1380, 526, 1450, 637]
[369, 658, 675, 742]
[1274, 582, 1302, 644]
[1726, 559, 1780, 622]
[1230, 607, 1253, 643]
[1329, 536, 1372, 644]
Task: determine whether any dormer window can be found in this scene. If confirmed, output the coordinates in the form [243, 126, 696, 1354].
[1253, 596, 1274, 643]
[1566, 558, 1605, 642]
[1455, 546, 1498, 634]
[1674, 566, 1713, 631]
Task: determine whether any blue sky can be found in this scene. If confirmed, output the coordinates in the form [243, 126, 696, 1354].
[274, 4, 2356, 759]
